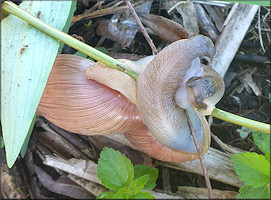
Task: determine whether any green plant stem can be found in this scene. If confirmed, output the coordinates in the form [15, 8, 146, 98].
[2, 1, 270, 135]
[212, 108, 270, 134]
[1, 1, 139, 80]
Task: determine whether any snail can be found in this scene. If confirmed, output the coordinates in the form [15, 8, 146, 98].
[37, 35, 225, 162]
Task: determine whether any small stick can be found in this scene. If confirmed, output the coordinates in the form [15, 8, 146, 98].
[125, 0, 158, 55]
[185, 110, 213, 199]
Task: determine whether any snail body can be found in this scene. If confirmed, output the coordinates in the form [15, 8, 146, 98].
[37, 35, 225, 162]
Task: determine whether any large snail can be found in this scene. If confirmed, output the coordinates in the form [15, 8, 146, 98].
[37, 35, 225, 162]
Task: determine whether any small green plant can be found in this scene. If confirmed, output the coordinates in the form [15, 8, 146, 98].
[97, 147, 158, 199]
[231, 131, 270, 199]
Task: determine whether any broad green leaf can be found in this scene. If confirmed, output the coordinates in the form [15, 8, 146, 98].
[219, 0, 270, 6]
[128, 175, 149, 195]
[134, 165, 158, 190]
[252, 131, 270, 154]
[97, 147, 134, 191]
[237, 183, 270, 199]
[1, 1, 74, 167]
[231, 152, 270, 187]
[97, 192, 115, 199]
[20, 115, 36, 158]
[132, 191, 156, 199]
[113, 188, 129, 199]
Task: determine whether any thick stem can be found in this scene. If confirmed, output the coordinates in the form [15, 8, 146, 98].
[2, 1, 270, 134]
[211, 108, 270, 134]
[1, 1, 139, 80]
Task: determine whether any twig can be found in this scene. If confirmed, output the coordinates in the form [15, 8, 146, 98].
[212, 3, 259, 77]
[125, 0, 158, 55]
[257, 7, 266, 53]
[211, 133, 244, 154]
[185, 110, 213, 199]
[234, 53, 270, 64]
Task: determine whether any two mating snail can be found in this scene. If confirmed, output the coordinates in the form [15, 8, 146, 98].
[37, 35, 225, 162]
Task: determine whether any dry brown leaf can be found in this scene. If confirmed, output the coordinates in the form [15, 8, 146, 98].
[176, 1, 199, 35]
[33, 165, 93, 199]
[238, 68, 261, 96]
[139, 14, 190, 43]
[194, 4, 219, 41]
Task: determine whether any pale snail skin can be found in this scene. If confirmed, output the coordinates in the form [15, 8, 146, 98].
[136, 35, 223, 153]
[37, 35, 225, 162]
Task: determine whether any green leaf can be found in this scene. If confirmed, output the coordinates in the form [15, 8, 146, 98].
[95, 47, 109, 55]
[113, 188, 129, 199]
[1, 1, 74, 167]
[85, 19, 93, 27]
[231, 152, 270, 187]
[88, 47, 109, 61]
[134, 165, 158, 190]
[97, 147, 134, 190]
[218, 0, 270, 6]
[265, 153, 270, 163]
[74, 51, 88, 58]
[58, 0, 77, 53]
[252, 131, 270, 154]
[128, 175, 149, 195]
[237, 183, 270, 199]
[132, 191, 156, 199]
[236, 127, 253, 139]
[97, 192, 115, 199]
[0, 136, 4, 148]
[20, 115, 36, 158]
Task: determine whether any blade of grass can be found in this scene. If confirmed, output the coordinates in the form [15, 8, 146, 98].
[1, 1, 138, 80]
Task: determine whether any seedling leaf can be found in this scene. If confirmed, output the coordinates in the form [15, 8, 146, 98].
[97, 192, 114, 199]
[134, 165, 158, 190]
[252, 131, 270, 154]
[97, 147, 134, 190]
[129, 175, 149, 195]
[132, 191, 156, 199]
[113, 188, 129, 199]
[231, 152, 270, 187]
[237, 183, 270, 199]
